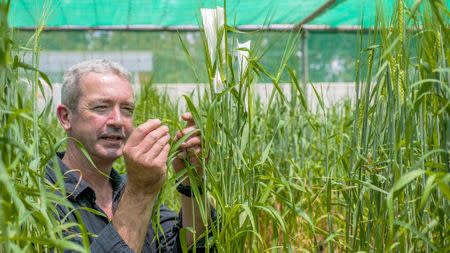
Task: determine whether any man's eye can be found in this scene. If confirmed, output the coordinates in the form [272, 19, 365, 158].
[92, 106, 108, 111]
[122, 107, 134, 115]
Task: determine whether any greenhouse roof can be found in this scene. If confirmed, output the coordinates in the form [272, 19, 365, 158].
[8, 0, 442, 31]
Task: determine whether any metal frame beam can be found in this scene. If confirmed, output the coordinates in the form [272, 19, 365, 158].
[16, 24, 375, 33]
[294, 0, 340, 30]
[301, 31, 309, 85]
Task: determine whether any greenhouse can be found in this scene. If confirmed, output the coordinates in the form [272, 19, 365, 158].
[1, 0, 449, 252]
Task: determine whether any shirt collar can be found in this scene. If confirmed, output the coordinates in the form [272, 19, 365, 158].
[51, 152, 126, 201]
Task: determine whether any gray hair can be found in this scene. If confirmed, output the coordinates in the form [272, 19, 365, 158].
[61, 59, 131, 111]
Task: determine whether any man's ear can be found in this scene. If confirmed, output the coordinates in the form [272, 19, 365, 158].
[57, 104, 72, 131]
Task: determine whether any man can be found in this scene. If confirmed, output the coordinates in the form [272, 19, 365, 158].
[46, 59, 211, 252]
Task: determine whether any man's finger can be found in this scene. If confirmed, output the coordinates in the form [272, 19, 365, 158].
[154, 143, 171, 167]
[181, 112, 196, 127]
[127, 119, 161, 147]
[145, 133, 170, 158]
[176, 150, 187, 160]
[135, 125, 169, 154]
[188, 147, 203, 169]
[174, 127, 199, 143]
[174, 131, 182, 141]
[181, 112, 192, 121]
[181, 126, 200, 137]
[181, 136, 201, 149]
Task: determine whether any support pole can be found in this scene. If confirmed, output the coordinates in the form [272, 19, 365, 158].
[302, 31, 309, 86]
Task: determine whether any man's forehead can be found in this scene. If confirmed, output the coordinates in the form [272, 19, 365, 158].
[78, 72, 134, 101]
[88, 97, 135, 105]
[79, 72, 132, 90]
[80, 71, 130, 84]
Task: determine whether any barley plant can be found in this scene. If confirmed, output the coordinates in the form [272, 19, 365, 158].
[0, 0, 91, 252]
[171, 0, 449, 252]
[1, 0, 449, 252]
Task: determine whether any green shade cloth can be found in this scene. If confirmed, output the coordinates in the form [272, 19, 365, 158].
[8, 0, 416, 30]
[9, 0, 448, 30]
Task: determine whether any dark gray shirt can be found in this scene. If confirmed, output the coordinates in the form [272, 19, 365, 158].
[45, 153, 183, 252]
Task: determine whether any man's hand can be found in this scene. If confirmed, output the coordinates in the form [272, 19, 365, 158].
[173, 112, 210, 247]
[173, 113, 204, 184]
[122, 119, 170, 195]
[114, 119, 170, 252]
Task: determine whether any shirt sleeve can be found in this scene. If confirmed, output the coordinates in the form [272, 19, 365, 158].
[141, 205, 179, 252]
[145, 205, 217, 253]
[89, 223, 134, 253]
[54, 204, 216, 253]
[53, 205, 134, 253]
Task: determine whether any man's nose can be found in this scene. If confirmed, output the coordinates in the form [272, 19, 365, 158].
[107, 107, 124, 126]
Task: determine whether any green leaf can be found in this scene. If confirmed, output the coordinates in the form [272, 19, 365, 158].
[394, 220, 438, 251]
[255, 205, 286, 232]
[420, 174, 437, 209]
[392, 169, 425, 193]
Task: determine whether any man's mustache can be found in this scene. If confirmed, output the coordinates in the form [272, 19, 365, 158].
[99, 128, 126, 139]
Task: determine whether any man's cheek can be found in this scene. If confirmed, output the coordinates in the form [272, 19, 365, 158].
[126, 126, 134, 138]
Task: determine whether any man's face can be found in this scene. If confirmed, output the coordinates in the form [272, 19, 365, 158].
[68, 72, 135, 163]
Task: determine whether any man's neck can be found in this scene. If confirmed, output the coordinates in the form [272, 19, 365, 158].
[62, 142, 114, 194]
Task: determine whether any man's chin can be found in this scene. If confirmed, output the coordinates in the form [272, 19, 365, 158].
[97, 148, 123, 161]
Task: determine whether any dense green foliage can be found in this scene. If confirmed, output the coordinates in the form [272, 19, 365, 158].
[1, 0, 449, 252]
[0, 1, 90, 251]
